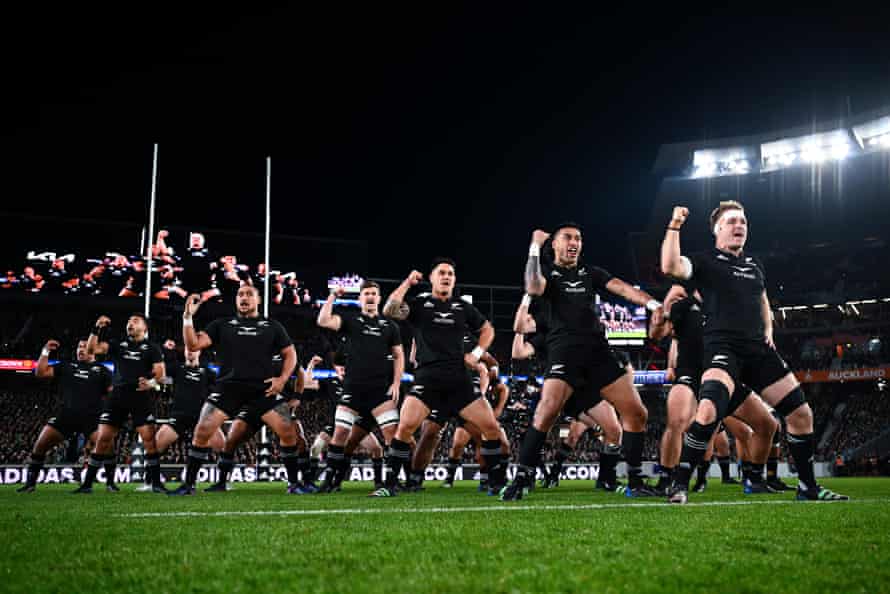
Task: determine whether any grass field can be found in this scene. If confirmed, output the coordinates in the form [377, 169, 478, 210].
[4, 477, 890, 594]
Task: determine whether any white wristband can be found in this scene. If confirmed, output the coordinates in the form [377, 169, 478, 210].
[471, 346, 485, 361]
[528, 243, 540, 257]
[182, 317, 193, 327]
[40, 348, 50, 358]
[646, 299, 662, 312]
[521, 294, 532, 308]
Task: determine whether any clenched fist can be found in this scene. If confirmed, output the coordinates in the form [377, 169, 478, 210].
[670, 207, 689, 228]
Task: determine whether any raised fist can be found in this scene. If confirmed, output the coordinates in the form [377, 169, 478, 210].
[44, 340, 60, 352]
[184, 294, 202, 318]
[531, 230, 550, 246]
[671, 207, 689, 228]
[406, 270, 423, 286]
[95, 316, 111, 328]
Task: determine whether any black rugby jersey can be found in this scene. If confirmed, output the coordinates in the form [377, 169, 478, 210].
[56, 360, 112, 413]
[687, 249, 766, 341]
[539, 260, 612, 348]
[338, 313, 401, 386]
[107, 338, 163, 388]
[204, 316, 292, 383]
[405, 293, 486, 373]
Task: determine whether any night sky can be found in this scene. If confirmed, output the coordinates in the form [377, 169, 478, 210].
[2, 6, 889, 285]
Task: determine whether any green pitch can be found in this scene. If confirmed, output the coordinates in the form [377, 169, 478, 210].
[4, 478, 890, 594]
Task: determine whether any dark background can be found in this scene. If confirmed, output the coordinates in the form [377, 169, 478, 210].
[2, 6, 889, 284]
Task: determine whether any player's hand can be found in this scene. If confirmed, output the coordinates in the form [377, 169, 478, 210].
[184, 294, 202, 318]
[158, 230, 169, 239]
[264, 376, 287, 397]
[665, 367, 676, 383]
[309, 355, 323, 368]
[95, 315, 111, 328]
[44, 339, 60, 352]
[531, 229, 550, 246]
[670, 206, 689, 228]
[464, 352, 481, 369]
[650, 305, 665, 328]
[406, 270, 423, 286]
[331, 286, 346, 298]
[136, 377, 153, 391]
[765, 330, 776, 350]
[388, 382, 401, 401]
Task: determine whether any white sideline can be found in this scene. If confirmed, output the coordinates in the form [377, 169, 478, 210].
[121, 497, 890, 519]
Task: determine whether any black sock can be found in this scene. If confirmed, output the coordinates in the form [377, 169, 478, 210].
[659, 465, 674, 480]
[297, 453, 310, 483]
[697, 459, 711, 482]
[104, 455, 118, 486]
[385, 439, 411, 487]
[307, 458, 320, 483]
[446, 457, 460, 480]
[280, 445, 301, 484]
[325, 445, 345, 484]
[186, 446, 211, 487]
[622, 431, 645, 487]
[767, 456, 778, 479]
[551, 442, 571, 477]
[518, 427, 548, 468]
[748, 462, 765, 483]
[339, 455, 352, 485]
[481, 440, 504, 487]
[372, 457, 383, 484]
[599, 443, 622, 483]
[674, 422, 714, 489]
[718, 456, 731, 481]
[144, 452, 161, 487]
[741, 460, 753, 480]
[787, 433, 817, 490]
[218, 453, 235, 483]
[26, 453, 46, 487]
[82, 454, 103, 488]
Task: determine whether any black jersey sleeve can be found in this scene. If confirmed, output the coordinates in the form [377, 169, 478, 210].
[101, 364, 113, 388]
[590, 266, 613, 290]
[528, 333, 546, 353]
[271, 320, 294, 350]
[668, 297, 691, 327]
[687, 252, 710, 284]
[405, 295, 422, 325]
[464, 302, 486, 332]
[106, 340, 120, 360]
[337, 313, 357, 337]
[204, 318, 222, 345]
[753, 255, 767, 285]
[148, 343, 163, 365]
[387, 321, 402, 348]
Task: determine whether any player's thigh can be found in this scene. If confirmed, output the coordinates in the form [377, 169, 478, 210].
[666, 384, 697, 430]
[458, 398, 499, 437]
[398, 395, 431, 434]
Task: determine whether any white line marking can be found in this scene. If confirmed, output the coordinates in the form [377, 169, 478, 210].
[121, 497, 889, 519]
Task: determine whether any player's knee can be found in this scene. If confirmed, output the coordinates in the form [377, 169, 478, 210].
[699, 380, 730, 422]
[774, 386, 808, 419]
[374, 409, 399, 432]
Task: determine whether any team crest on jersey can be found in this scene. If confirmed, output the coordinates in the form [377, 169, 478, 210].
[423, 301, 435, 308]
[433, 312, 455, 325]
[140, 344, 150, 351]
[258, 320, 270, 327]
[578, 268, 587, 276]
[716, 254, 729, 261]
[550, 270, 562, 277]
[228, 319, 240, 325]
[450, 302, 463, 311]
[119, 341, 128, 347]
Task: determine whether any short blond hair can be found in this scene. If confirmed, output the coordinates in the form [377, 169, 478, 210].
[709, 200, 744, 229]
